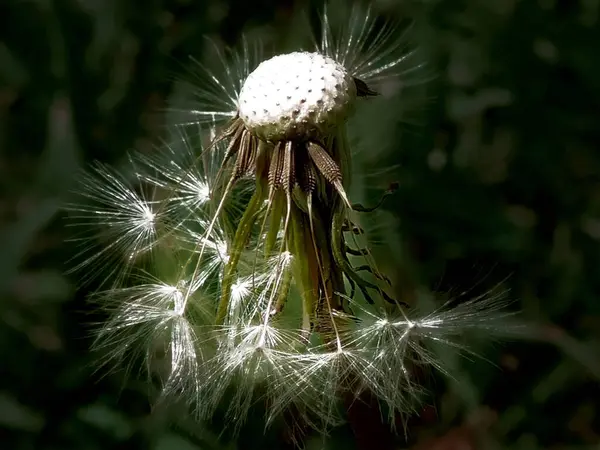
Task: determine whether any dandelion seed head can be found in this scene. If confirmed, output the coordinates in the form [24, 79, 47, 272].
[64, 0, 519, 437]
[238, 52, 356, 142]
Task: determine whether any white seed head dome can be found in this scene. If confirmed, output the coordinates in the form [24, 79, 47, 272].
[238, 52, 357, 142]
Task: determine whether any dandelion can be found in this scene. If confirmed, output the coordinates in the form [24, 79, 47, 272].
[66, 0, 517, 444]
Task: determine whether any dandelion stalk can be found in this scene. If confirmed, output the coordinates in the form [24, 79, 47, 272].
[217, 185, 264, 324]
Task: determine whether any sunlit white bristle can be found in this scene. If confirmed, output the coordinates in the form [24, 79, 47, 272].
[90, 279, 210, 397]
[318, 0, 431, 94]
[65, 160, 165, 287]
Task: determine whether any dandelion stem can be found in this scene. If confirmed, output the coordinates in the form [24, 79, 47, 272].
[264, 193, 285, 256]
[217, 185, 264, 324]
[289, 206, 317, 332]
[274, 261, 293, 314]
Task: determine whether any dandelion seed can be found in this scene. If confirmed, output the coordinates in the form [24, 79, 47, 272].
[90, 276, 211, 395]
[65, 159, 166, 287]
[197, 319, 310, 430]
[134, 124, 250, 218]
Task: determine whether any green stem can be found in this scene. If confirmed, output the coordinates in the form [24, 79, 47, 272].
[216, 186, 264, 324]
[274, 260, 293, 314]
[289, 206, 318, 332]
[264, 192, 285, 256]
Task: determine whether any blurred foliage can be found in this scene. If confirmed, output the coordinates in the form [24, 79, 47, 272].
[1, 0, 599, 449]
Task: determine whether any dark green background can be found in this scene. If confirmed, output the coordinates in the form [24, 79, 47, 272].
[1, 0, 599, 448]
